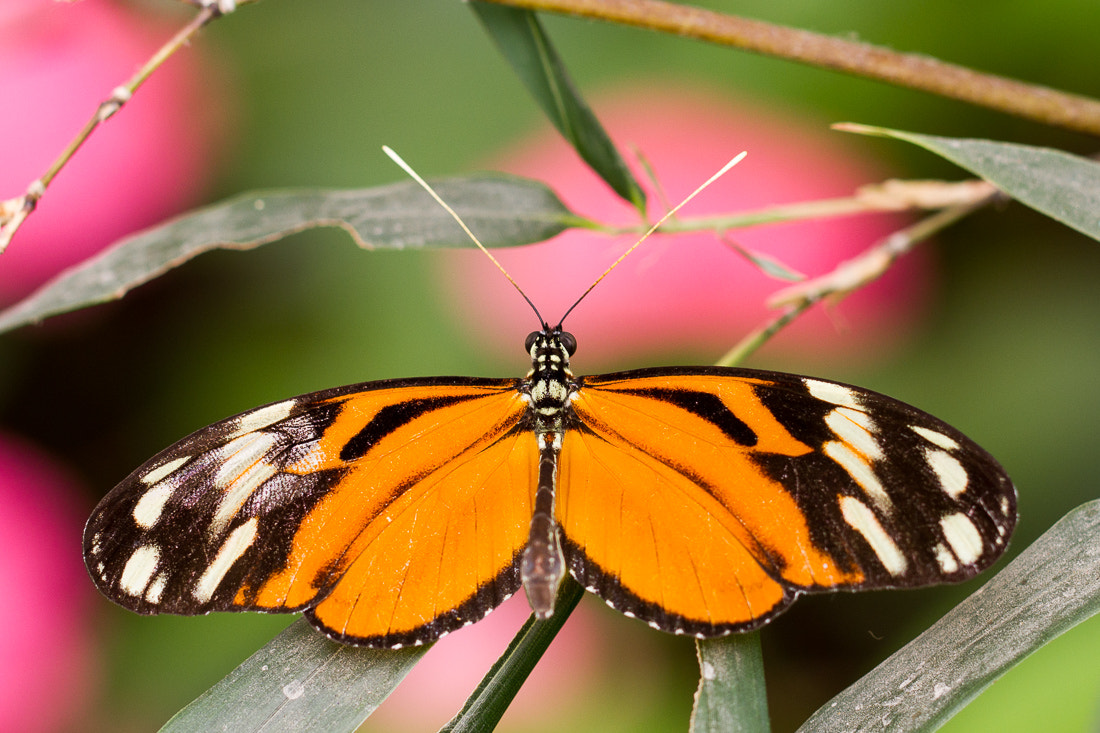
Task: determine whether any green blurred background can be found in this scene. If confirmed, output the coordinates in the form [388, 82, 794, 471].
[5, 1, 1100, 730]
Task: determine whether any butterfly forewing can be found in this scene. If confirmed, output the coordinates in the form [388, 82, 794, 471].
[84, 377, 534, 647]
[560, 367, 1016, 638]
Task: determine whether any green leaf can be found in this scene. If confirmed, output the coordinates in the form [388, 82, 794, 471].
[691, 633, 771, 733]
[160, 619, 429, 733]
[798, 499, 1100, 732]
[723, 237, 805, 282]
[470, 2, 647, 212]
[839, 124, 1100, 242]
[0, 175, 582, 334]
[441, 577, 585, 732]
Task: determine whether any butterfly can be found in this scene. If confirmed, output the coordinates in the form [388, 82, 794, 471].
[84, 151, 1017, 649]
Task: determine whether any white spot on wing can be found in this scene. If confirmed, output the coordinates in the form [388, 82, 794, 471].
[911, 425, 960, 451]
[225, 399, 296, 440]
[824, 408, 883, 460]
[824, 441, 893, 513]
[925, 448, 969, 498]
[141, 456, 189, 486]
[133, 483, 173, 529]
[194, 517, 259, 604]
[940, 513, 983, 566]
[804, 379, 862, 409]
[933, 542, 959, 574]
[839, 496, 907, 576]
[120, 545, 160, 597]
[146, 573, 168, 604]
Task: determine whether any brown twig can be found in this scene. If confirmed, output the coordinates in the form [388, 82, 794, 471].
[0, 1, 250, 256]
[715, 184, 1006, 366]
[478, 0, 1100, 138]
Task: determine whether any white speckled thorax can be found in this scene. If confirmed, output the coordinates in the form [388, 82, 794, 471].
[524, 329, 577, 445]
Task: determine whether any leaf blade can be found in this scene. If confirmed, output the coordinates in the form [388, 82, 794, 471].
[691, 633, 771, 733]
[470, 2, 646, 211]
[440, 577, 585, 733]
[0, 176, 581, 334]
[798, 499, 1100, 732]
[839, 124, 1100, 242]
[160, 619, 429, 733]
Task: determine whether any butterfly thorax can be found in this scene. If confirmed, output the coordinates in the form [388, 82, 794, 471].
[523, 328, 578, 443]
[519, 327, 576, 617]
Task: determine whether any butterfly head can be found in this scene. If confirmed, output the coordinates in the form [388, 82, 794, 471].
[525, 325, 576, 380]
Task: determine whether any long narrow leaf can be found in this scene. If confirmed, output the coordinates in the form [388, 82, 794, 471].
[840, 124, 1100, 242]
[691, 633, 770, 733]
[0, 176, 582, 334]
[440, 577, 585, 732]
[471, 2, 646, 212]
[798, 499, 1100, 732]
[160, 619, 429, 733]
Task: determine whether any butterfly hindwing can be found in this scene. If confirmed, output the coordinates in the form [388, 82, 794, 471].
[84, 377, 534, 647]
[561, 367, 1016, 638]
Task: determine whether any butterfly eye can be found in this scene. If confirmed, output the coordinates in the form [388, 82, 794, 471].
[524, 331, 540, 353]
[559, 332, 577, 356]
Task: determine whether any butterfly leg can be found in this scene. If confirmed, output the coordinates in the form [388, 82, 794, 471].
[521, 432, 566, 618]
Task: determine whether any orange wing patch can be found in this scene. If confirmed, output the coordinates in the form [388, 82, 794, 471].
[239, 383, 535, 646]
[562, 373, 865, 635]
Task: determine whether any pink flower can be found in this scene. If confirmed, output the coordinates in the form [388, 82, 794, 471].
[436, 84, 932, 369]
[0, 0, 227, 305]
[0, 433, 97, 733]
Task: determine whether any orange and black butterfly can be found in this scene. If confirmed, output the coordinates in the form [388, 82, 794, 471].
[84, 152, 1016, 649]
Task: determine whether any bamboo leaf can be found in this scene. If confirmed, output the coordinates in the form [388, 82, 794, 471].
[691, 633, 771, 733]
[0, 176, 582, 334]
[160, 619, 429, 733]
[440, 578, 585, 732]
[471, 2, 646, 211]
[840, 125, 1100, 242]
[798, 499, 1100, 732]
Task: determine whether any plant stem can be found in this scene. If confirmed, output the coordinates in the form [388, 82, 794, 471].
[480, 0, 1100, 137]
[715, 185, 1004, 367]
[0, 1, 251, 256]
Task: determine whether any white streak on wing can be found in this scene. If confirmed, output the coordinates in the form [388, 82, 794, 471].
[225, 400, 296, 441]
[804, 379, 862, 409]
[940, 513, 983, 566]
[911, 425, 960, 451]
[133, 483, 173, 529]
[210, 433, 280, 536]
[839, 496, 907, 576]
[925, 448, 969, 498]
[824, 441, 893, 513]
[145, 573, 168, 604]
[120, 545, 160, 597]
[825, 408, 882, 460]
[140, 456, 189, 486]
[194, 517, 259, 604]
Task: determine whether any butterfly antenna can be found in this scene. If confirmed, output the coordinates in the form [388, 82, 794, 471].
[556, 151, 747, 327]
[383, 145, 548, 326]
